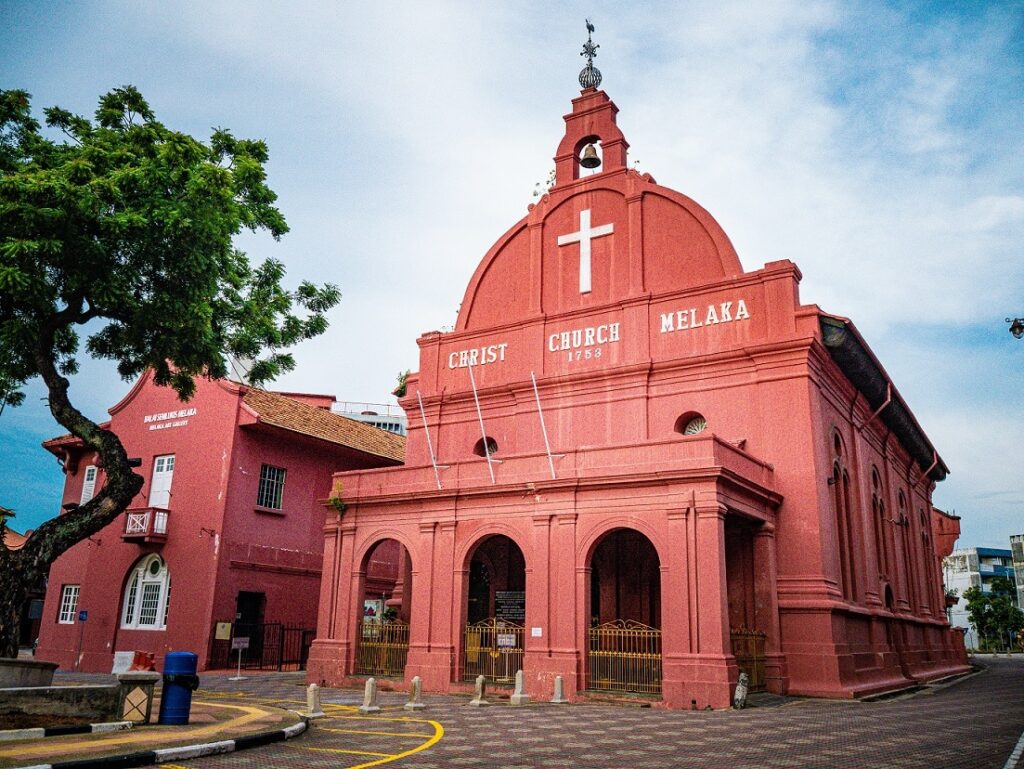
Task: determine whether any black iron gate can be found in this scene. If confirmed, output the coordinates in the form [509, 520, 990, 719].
[208, 621, 315, 671]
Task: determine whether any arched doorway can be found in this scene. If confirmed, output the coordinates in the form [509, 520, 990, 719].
[587, 528, 662, 694]
[462, 534, 526, 684]
[354, 538, 412, 678]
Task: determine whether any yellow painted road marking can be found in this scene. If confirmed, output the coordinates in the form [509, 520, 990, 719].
[298, 746, 397, 757]
[295, 714, 444, 769]
[158, 764, 193, 769]
[0, 701, 274, 759]
[320, 727, 435, 738]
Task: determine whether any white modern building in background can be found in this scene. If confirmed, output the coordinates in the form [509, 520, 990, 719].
[1012, 535, 1024, 610]
[943, 546, 1017, 649]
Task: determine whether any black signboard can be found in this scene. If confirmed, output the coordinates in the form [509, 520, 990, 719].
[495, 590, 525, 622]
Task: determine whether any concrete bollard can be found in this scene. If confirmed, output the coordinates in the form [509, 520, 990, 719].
[468, 674, 490, 706]
[550, 675, 569, 704]
[510, 669, 530, 706]
[305, 683, 326, 718]
[358, 677, 381, 714]
[404, 675, 426, 711]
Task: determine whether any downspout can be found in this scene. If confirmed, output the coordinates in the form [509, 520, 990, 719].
[867, 382, 892, 425]
[915, 450, 939, 489]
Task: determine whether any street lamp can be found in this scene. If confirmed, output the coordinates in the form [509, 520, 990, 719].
[1007, 317, 1024, 339]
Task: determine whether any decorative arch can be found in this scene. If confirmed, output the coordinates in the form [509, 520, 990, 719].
[354, 528, 419, 573]
[577, 517, 667, 569]
[455, 524, 530, 572]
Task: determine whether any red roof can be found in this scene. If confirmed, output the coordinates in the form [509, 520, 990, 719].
[242, 388, 405, 463]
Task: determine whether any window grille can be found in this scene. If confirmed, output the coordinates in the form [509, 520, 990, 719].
[58, 585, 80, 624]
[257, 464, 287, 509]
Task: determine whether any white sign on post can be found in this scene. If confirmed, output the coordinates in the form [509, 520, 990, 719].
[229, 637, 249, 681]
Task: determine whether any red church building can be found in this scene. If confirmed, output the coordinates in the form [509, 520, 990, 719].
[35, 372, 403, 672]
[308, 62, 968, 707]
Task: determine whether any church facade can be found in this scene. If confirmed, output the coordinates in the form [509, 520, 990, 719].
[308, 84, 968, 708]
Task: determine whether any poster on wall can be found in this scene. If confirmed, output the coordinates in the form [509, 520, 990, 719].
[363, 599, 383, 622]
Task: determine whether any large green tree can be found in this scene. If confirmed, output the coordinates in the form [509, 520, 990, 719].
[0, 87, 339, 658]
[964, 576, 1024, 651]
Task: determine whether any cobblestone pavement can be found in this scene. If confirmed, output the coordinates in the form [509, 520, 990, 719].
[155, 657, 1023, 769]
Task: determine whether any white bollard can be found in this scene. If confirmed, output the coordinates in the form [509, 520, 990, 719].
[510, 669, 530, 706]
[468, 674, 490, 706]
[404, 675, 426, 711]
[358, 677, 381, 714]
[306, 683, 326, 718]
[550, 675, 569, 704]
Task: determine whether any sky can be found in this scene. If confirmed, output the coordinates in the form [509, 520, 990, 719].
[1, 1, 1022, 549]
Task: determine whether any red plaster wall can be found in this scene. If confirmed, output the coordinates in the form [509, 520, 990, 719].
[35, 374, 390, 672]
[309, 88, 968, 707]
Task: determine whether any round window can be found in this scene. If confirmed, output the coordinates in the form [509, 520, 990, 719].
[148, 559, 161, 576]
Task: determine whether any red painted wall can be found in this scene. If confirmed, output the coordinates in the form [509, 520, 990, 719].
[35, 373, 390, 672]
[309, 88, 968, 707]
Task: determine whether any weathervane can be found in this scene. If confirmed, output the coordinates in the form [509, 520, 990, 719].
[579, 19, 602, 89]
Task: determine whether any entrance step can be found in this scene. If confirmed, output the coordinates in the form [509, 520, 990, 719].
[578, 691, 657, 708]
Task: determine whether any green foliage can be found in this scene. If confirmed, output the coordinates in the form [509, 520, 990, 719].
[964, 576, 1024, 651]
[0, 86, 340, 403]
[0, 86, 340, 655]
[393, 369, 410, 398]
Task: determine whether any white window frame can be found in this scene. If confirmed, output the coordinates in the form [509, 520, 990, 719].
[120, 555, 171, 631]
[80, 465, 97, 505]
[256, 464, 287, 510]
[58, 585, 80, 624]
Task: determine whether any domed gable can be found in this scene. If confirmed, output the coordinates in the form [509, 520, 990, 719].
[457, 89, 742, 333]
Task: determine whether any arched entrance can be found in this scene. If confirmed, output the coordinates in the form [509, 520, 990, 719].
[462, 534, 526, 684]
[586, 528, 662, 694]
[354, 538, 412, 678]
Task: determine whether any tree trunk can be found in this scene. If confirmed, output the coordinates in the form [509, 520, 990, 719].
[0, 332, 145, 657]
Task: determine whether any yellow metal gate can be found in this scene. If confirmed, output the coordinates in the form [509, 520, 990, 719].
[730, 628, 767, 692]
[462, 619, 524, 684]
[355, 620, 409, 678]
[587, 620, 662, 695]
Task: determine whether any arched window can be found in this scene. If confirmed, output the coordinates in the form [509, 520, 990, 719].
[830, 431, 856, 602]
[674, 412, 707, 436]
[871, 466, 889, 576]
[121, 555, 171, 630]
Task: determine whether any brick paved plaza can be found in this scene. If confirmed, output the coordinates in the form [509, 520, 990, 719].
[147, 656, 1024, 769]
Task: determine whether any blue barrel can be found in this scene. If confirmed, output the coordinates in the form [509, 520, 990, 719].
[158, 651, 200, 725]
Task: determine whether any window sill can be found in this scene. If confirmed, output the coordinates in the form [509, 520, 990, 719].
[254, 505, 286, 516]
[120, 625, 167, 632]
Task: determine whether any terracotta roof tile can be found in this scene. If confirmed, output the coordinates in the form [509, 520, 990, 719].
[242, 388, 405, 463]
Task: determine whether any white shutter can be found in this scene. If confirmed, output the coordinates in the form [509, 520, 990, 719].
[80, 465, 97, 504]
[148, 455, 175, 508]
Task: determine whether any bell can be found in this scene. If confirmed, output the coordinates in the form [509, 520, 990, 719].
[579, 144, 601, 169]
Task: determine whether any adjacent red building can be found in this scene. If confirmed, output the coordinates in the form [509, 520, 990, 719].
[308, 85, 969, 707]
[35, 372, 403, 672]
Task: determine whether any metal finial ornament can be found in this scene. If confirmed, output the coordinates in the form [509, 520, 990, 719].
[578, 19, 602, 89]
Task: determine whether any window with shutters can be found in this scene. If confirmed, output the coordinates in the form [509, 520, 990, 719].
[58, 585, 80, 624]
[121, 555, 171, 630]
[80, 465, 97, 505]
[148, 455, 175, 508]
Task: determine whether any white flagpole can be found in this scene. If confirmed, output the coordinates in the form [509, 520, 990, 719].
[531, 371, 557, 480]
[467, 363, 496, 485]
[416, 390, 443, 490]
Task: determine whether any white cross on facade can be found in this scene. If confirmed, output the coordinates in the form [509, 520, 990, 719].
[556, 209, 614, 294]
